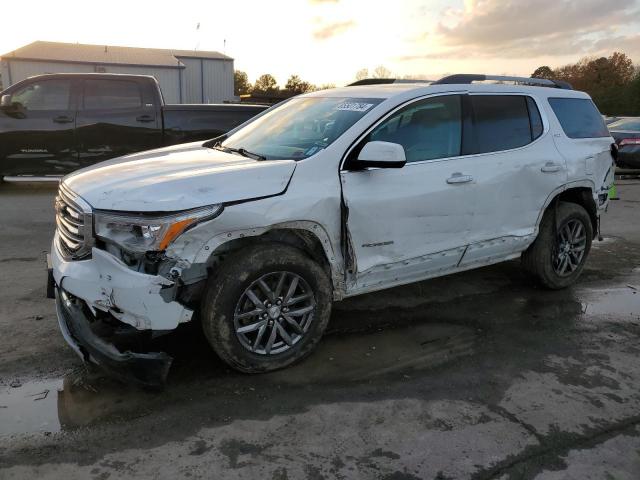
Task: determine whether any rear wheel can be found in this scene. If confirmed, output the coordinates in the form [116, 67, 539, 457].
[200, 243, 332, 373]
[522, 202, 592, 289]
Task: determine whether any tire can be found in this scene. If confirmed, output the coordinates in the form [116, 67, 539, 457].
[522, 202, 593, 289]
[200, 242, 332, 373]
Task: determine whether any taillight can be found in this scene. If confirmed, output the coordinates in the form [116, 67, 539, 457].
[619, 138, 640, 146]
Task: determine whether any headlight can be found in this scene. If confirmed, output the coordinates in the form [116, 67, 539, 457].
[94, 205, 222, 253]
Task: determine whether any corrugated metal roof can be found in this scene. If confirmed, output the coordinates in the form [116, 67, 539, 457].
[0, 41, 232, 68]
[170, 48, 232, 60]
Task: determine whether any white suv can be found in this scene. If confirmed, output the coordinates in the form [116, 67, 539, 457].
[49, 75, 615, 385]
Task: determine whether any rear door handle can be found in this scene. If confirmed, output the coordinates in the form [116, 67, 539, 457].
[53, 115, 74, 124]
[541, 162, 562, 173]
[136, 114, 155, 123]
[446, 173, 474, 184]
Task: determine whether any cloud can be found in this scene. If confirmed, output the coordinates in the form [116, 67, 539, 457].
[592, 34, 640, 59]
[312, 20, 355, 40]
[437, 0, 636, 46]
[401, 0, 640, 62]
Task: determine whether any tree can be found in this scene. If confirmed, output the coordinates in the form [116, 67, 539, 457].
[285, 75, 315, 95]
[625, 73, 640, 116]
[556, 52, 635, 114]
[234, 70, 251, 96]
[529, 52, 640, 115]
[253, 74, 278, 94]
[317, 83, 336, 91]
[531, 66, 554, 79]
[355, 68, 369, 81]
[372, 65, 392, 79]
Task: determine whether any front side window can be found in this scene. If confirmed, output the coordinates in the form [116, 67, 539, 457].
[222, 97, 383, 161]
[468, 95, 533, 154]
[367, 95, 462, 163]
[83, 79, 142, 110]
[10, 80, 71, 111]
[548, 98, 609, 139]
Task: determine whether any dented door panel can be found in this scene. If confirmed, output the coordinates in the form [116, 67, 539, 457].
[341, 157, 477, 290]
[461, 134, 567, 266]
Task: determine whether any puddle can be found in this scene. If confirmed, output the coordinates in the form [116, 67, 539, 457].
[270, 323, 478, 385]
[0, 321, 480, 438]
[578, 287, 640, 319]
[0, 375, 158, 438]
[0, 379, 63, 436]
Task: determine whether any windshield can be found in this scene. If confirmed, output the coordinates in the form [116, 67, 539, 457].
[221, 97, 384, 160]
[608, 118, 640, 131]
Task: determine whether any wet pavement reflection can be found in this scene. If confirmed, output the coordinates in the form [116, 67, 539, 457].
[0, 379, 63, 436]
[2, 274, 638, 440]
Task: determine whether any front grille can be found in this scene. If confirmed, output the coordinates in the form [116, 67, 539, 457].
[55, 184, 93, 259]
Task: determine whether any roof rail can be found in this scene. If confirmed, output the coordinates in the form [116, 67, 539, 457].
[347, 78, 433, 86]
[433, 74, 573, 90]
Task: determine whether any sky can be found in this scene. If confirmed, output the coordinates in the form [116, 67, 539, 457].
[1, 0, 639, 87]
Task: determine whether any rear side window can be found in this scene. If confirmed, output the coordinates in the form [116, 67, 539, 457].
[548, 98, 609, 138]
[468, 95, 534, 154]
[83, 80, 142, 110]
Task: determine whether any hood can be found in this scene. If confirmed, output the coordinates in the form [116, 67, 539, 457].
[63, 142, 296, 212]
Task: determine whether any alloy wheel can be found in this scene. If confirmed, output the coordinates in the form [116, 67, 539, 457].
[233, 271, 316, 355]
[553, 219, 587, 277]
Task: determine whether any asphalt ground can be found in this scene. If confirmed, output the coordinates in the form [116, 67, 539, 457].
[0, 178, 639, 479]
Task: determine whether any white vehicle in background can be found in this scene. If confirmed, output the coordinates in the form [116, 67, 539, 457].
[49, 74, 615, 386]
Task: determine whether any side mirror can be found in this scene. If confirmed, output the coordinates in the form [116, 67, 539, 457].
[0, 94, 12, 108]
[352, 141, 406, 169]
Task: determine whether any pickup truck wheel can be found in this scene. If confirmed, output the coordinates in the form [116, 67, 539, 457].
[522, 202, 592, 289]
[200, 243, 332, 373]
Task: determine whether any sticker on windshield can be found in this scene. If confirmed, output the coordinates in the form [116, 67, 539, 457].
[335, 102, 375, 112]
[304, 145, 325, 156]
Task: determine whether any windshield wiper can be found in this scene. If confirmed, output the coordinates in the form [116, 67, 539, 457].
[212, 145, 266, 161]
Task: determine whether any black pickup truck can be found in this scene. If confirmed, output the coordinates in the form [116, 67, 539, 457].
[0, 73, 267, 180]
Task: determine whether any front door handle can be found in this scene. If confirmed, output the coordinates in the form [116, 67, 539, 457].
[53, 115, 74, 124]
[446, 173, 474, 184]
[541, 162, 562, 173]
[136, 114, 155, 123]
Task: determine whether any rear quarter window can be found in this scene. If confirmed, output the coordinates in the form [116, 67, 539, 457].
[548, 98, 609, 139]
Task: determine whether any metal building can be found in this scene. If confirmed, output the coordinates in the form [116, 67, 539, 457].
[0, 41, 234, 104]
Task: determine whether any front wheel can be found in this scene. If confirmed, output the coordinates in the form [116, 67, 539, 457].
[522, 202, 593, 289]
[200, 243, 332, 373]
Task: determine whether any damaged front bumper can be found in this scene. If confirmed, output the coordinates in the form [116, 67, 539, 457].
[50, 235, 193, 330]
[49, 235, 194, 386]
[55, 287, 172, 387]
